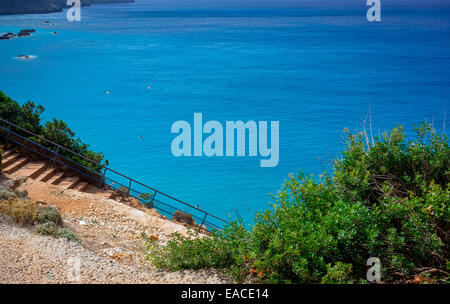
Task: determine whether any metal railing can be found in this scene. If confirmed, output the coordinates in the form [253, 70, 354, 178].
[0, 117, 229, 232]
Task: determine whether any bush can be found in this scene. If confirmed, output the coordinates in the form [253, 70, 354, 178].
[146, 122, 449, 284]
[40, 118, 108, 172]
[0, 189, 17, 201]
[13, 189, 28, 199]
[0, 199, 64, 227]
[0, 91, 43, 135]
[0, 91, 108, 173]
[36, 205, 62, 226]
[321, 262, 354, 284]
[144, 221, 254, 282]
[35, 221, 80, 243]
[0, 199, 38, 225]
[56, 227, 81, 243]
[0, 197, 80, 243]
[35, 221, 58, 235]
[144, 227, 241, 271]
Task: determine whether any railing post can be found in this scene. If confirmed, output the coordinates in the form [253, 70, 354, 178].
[149, 190, 157, 207]
[198, 214, 208, 232]
[4, 123, 11, 145]
[52, 146, 60, 167]
[99, 167, 108, 188]
[128, 179, 132, 195]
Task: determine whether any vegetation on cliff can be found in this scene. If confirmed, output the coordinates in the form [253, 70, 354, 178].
[145, 122, 449, 284]
[0, 176, 80, 243]
[0, 0, 135, 15]
[0, 196, 80, 243]
[0, 91, 107, 172]
[0, 0, 62, 15]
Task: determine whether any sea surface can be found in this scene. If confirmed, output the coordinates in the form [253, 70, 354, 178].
[0, 2, 449, 226]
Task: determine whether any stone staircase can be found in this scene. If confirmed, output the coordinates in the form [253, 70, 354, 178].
[1, 144, 90, 192]
[1, 144, 150, 212]
[0, 139, 225, 231]
[0, 144, 132, 202]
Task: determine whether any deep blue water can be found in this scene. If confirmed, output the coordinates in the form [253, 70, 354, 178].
[0, 2, 449, 226]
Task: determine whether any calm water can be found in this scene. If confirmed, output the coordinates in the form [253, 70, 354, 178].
[0, 3, 449, 225]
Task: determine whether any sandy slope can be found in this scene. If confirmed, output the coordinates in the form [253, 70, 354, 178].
[0, 177, 232, 284]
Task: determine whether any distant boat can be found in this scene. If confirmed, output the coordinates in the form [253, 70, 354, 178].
[16, 54, 37, 60]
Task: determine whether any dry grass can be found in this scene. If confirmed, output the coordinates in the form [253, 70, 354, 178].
[0, 199, 39, 225]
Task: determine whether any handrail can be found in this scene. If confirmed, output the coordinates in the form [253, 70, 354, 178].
[0, 117, 103, 171]
[0, 118, 229, 231]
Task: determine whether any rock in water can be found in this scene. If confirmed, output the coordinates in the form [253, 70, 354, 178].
[0, 32, 16, 40]
[18, 30, 34, 37]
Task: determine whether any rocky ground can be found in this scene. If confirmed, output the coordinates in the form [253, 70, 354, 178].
[0, 176, 233, 284]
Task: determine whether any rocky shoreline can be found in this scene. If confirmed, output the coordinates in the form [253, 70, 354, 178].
[0, 0, 134, 16]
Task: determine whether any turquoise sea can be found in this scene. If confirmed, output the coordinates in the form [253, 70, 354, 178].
[0, 2, 449, 225]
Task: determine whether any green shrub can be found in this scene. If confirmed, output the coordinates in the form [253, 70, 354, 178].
[0, 91, 108, 173]
[56, 227, 81, 243]
[146, 122, 449, 284]
[144, 224, 248, 271]
[321, 262, 354, 284]
[35, 221, 58, 235]
[40, 118, 108, 172]
[0, 91, 43, 135]
[144, 221, 254, 282]
[0, 189, 17, 201]
[0, 197, 80, 243]
[35, 221, 80, 243]
[13, 189, 28, 199]
[36, 206, 62, 226]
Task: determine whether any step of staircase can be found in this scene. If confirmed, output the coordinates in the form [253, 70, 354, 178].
[39, 167, 58, 182]
[73, 181, 89, 192]
[58, 176, 80, 189]
[3, 157, 29, 174]
[2, 149, 17, 159]
[1, 145, 109, 200]
[48, 171, 66, 185]
[68, 178, 82, 190]
[28, 163, 49, 179]
[2, 153, 21, 168]
[13, 161, 47, 178]
[1, 143, 104, 197]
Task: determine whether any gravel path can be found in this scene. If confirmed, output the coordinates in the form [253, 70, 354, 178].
[0, 220, 232, 284]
